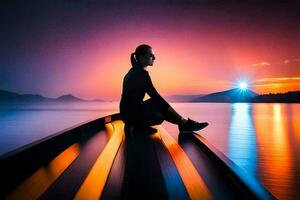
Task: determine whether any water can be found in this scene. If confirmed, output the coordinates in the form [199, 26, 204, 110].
[0, 102, 299, 200]
[0, 102, 119, 155]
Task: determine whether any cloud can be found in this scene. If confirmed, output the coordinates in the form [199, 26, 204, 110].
[254, 83, 282, 87]
[294, 58, 300, 62]
[281, 58, 299, 64]
[251, 77, 300, 91]
[252, 58, 299, 67]
[252, 77, 300, 87]
[283, 59, 289, 64]
[253, 77, 300, 83]
[277, 58, 300, 64]
[251, 62, 271, 67]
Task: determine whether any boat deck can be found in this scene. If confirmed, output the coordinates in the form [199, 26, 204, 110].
[1, 114, 275, 200]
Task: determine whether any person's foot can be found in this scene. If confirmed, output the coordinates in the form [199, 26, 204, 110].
[178, 118, 208, 132]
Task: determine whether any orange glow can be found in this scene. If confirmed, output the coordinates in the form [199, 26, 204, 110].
[6, 144, 80, 200]
[253, 104, 293, 200]
[153, 126, 212, 200]
[55, 33, 300, 100]
[252, 77, 300, 94]
[291, 104, 300, 147]
[74, 121, 124, 200]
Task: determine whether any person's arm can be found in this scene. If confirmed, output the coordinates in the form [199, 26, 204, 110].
[145, 72, 170, 111]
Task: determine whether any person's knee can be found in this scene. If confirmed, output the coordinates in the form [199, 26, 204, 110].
[148, 114, 164, 126]
[142, 98, 155, 109]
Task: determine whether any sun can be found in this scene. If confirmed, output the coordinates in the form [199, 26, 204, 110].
[239, 82, 248, 90]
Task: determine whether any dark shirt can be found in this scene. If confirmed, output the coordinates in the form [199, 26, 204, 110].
[120, 67, 170, 124]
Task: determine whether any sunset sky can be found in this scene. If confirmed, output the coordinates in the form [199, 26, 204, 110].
[1, 1, 299, 100]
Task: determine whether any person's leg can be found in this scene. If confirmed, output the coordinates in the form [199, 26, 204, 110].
[124, 99, 164, 136]
[141, 99, 208, 132]
[161, 106, 187, 125]
[151, 100, 209, 132]
[139, 99, 165, 127]
[140, 99, 185, 125]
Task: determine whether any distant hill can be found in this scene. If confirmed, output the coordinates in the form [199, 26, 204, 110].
[89, 99, 106, 102]
[0, 90, 53, 102]
[165, 94, 205, 102]
[0, 90, 105, 102]
[56, 94, 85, 102]
[192, 88, 258, 102]
[251, 91, 300, 103]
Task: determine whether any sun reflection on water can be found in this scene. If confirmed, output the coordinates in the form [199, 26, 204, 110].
[228, 103, 257, 175]
[253, 104, 293, 200]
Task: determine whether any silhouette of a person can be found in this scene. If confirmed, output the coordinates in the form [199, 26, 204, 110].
[120, 44, 208, 136]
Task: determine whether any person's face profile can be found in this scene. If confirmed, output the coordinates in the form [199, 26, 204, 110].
[143, 48, 155, 66]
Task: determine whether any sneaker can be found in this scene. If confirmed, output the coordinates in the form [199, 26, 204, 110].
[179, 118, 208, 132]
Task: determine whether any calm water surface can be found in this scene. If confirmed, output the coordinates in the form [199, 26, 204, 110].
[0, 102, 119, 155]
[1, 102, 299, 200]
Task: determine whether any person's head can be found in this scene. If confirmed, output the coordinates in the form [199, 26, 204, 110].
[131, 44, 155, 68]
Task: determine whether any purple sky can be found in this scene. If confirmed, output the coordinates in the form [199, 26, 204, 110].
[1, 1, 299, 100]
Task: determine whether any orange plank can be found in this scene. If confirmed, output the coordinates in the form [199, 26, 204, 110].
[6, 143, 80, 200]
[155, 126, 212, 200]
[74, 120, 124, 200]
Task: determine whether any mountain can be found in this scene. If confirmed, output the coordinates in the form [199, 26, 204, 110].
[0, 90, 105, 102]
[192, 88, 258, 102]
[251, 91, 300, 103]
[165, 94, 205, 102]
[90, 99, 105, 102]
[0, 90, 53, 102]
[56, 94, 85, 102]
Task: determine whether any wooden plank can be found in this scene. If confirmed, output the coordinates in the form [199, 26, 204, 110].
[40, 129, 110, 200]
[5, 143, 80, 200]
[100, 141, 126, 200]
[156, 126, 213, 200]
[119, 132, 168, 199]
[178, 134, 241, 199]
[74, 121, 124, 200]
[150, 133, 190, 200]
